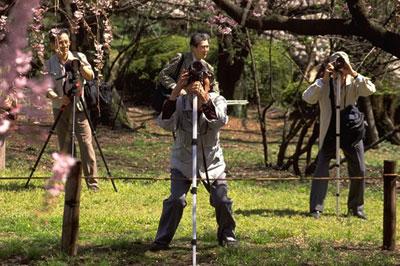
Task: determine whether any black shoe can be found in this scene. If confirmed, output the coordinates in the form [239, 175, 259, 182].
[310, 210, 321, 219]
[149, 242, 170, 252]
[348, 210, 367, 220]
[219, 236, 238, 247]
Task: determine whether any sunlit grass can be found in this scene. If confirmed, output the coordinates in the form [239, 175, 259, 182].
[1, 116, 400, 265]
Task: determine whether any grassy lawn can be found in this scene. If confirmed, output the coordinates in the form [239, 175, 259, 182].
[1, 107, 400, 265]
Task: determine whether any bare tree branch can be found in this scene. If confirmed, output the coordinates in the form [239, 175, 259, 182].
[211, 0, 400, 58]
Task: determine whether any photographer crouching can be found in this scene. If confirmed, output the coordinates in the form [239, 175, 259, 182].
[150, 33, 237, 251]
[44, 28, 99, 191]
[303, 51, 376, 219]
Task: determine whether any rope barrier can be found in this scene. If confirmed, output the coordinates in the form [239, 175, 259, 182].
[0, 175, 395, 181]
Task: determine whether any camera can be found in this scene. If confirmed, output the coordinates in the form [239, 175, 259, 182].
[332, 56, 346, 71]
[65, 58, 81, 78]
[64, 59, 81, 97]
[187, 61, 208, 84]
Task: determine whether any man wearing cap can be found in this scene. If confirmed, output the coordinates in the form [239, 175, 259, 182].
[302, 51, 376, 219]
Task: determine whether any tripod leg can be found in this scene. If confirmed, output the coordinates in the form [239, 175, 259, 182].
[80, 98, 118, 192]
[25, 107, 65, 188]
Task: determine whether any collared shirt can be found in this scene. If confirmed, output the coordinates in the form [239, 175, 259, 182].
[302, 74, 376, 148]
[45, 51, 92, 110]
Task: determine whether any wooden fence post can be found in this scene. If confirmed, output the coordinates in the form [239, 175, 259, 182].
[61, 161, 82, 256]
[383, 160, 397, 251]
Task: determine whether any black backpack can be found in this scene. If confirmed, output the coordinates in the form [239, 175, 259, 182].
[84, 80, 100, 129]
[84, 80, 99, 110]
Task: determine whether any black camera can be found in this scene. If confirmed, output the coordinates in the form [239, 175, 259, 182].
[65, 59, 81, 77]
[333, 56, 346, 71]
[187, 61, 208, 84]
[64, 59, 81, 97]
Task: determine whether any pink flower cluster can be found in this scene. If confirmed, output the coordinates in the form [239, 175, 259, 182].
[69, 0, 116, 72]
[45, 153, 76, 197]
[208, 14, 238, 35]
[0, 15, 7, 41]
[30, 7, 47, 64]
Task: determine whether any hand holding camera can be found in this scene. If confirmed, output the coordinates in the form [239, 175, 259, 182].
[323, 56, 358, 82]
[170, 71, 190, 101]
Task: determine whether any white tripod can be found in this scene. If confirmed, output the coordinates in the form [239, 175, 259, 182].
[191, 94, 198, 266]
[335, 74, 342, 218]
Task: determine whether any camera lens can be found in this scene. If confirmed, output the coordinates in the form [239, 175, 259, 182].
[334, 57, 345, 70]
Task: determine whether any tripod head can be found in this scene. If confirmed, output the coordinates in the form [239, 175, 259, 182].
[64, 59, 82, 98]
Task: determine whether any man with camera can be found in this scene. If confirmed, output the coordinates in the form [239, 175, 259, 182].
[149, 33, 236, 251]
[45, 28, 99, 190]
[302, 51, 376, 219]
[154, 32, 219, 110]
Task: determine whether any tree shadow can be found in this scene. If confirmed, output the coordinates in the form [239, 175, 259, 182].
[0, 181, 42, 192]
[235, 208, 337, 218]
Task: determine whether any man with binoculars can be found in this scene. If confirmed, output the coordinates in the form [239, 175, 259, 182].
[150, 32, 237, 251]
[303, 51, 376, 219]
[44, 28, 99, 191]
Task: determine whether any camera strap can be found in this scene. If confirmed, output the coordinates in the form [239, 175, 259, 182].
[199, 133, 211, 193]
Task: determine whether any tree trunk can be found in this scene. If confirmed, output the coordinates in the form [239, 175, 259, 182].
[217, 33, 249, 116]
[358, 96, 379, 146]
[370, 95, 400, 144]
[99, 84, 132, 129]
[0, 136, 5, 170]
[276, 117, 303, 167]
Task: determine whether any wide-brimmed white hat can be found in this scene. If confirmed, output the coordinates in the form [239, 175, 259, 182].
[329, 51, 351, 65]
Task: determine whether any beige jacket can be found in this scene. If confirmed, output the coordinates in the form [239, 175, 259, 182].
[302, 74, 376, 148]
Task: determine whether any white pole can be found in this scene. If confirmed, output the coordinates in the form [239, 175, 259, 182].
[191, 94, 198, 266]
[335, 74, 341, 218]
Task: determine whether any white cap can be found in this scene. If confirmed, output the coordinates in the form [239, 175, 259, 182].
[329, 51, 350, 65]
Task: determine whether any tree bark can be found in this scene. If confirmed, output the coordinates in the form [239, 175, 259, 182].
[217, 32, 249, 116]
[211, 0, 400, 58]
[0, 136, 5, 170]
[371, 95, 400, 144]
[358, 96, 379, 146]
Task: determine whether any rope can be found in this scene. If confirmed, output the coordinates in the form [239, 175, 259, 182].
[0, 175, 394, 181]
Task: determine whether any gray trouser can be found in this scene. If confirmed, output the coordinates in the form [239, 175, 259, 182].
[310, 140, 365, 213]
[154, 169, 236, 245]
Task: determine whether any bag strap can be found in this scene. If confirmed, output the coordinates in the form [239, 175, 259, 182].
[172, 53, 185, 81]
[329, 77, 335, 115]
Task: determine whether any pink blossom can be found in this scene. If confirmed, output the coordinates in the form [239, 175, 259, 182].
[44, 153, 76, 198]
[27, 78, 53, 94]
[0, 80, 8, 91]
[0, 120, 10, 134]
[0, 15, 7, 31]
[14, 77, 27, 89]
[74, 10, 84, 20]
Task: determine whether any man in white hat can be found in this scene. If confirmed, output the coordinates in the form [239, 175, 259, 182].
[302, 51, 376, 219]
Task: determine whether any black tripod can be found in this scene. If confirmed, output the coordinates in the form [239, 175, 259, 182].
[25, 70, 118, 192]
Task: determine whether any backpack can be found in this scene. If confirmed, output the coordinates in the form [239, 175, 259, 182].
[84, 80, 100, 129]
[151, 54, 185, 113]
[340, 104, 365, 147]
[84, 80, 99, 110]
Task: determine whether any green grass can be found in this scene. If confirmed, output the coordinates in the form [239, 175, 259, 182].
[1, 114, 400, 265]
